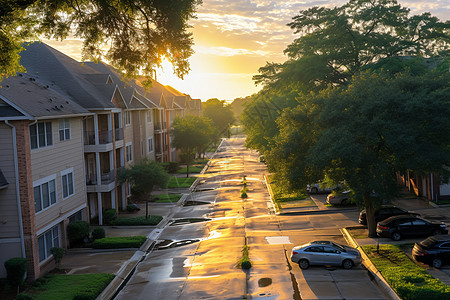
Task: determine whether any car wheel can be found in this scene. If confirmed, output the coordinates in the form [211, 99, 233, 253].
[342, 259, 354, 270]
[311, 187, 318, 194]
[432, 229, 442, 236]
[299, 259, 310, 269]
[432, 257, 443, 269]
[391, 231, 401, 241]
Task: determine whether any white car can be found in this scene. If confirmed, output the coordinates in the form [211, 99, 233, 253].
[307, 182, 340, 194]
[291, 241, 361, 269]
[326, 190, 352, 205]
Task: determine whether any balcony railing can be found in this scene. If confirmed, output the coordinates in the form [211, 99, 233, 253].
[84, 131, 95, 145]
[99, 130, 113, 144]
[155, 122, 167, 131]
[86, 173, 97, 185]
[84, 130, 114, 145]
[115, 128, 123, 141]
[101, 169, 115, 184]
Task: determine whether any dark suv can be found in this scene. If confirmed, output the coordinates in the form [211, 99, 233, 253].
[359, 205, 420, 225]
[412, 235, 450, 268]
[376, 215, 448, 241]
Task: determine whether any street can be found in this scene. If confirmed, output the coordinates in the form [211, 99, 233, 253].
[115, 137, 389, 299]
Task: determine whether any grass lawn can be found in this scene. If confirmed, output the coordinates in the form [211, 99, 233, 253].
[23, 273, 114, 300]
[177, 165, 203, 174]
[111, 215, 162, 226]
[167, 176, 196, 188]
[267, 175, 314, 209]
[154, 193, 182, 203]
[347, 227, 369, 239]
[361, 244, 450, 299]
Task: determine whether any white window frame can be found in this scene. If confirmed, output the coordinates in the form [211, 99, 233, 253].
[58, 118, 71, 141]
[148, 138, 153, 153]
[30, 121, 53, 149]
[147, 111, 152, 123]
[61, 168, 74, 199]
[126, 143, 133, 162]
[34, 174, 57, 214]
[124, 111, 131, 126]
[38, 225, 60, 262]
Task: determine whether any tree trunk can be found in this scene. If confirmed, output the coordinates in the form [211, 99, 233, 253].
[364, 194, 377, 238]
[186, 147, 191, 178]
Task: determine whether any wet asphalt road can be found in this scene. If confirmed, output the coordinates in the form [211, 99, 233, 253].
[115, 137, 388, 300]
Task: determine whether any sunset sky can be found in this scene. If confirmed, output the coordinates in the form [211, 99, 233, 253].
[46, 0, 449, 102]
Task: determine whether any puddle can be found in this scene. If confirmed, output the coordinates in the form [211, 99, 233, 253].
[183, 200, 211, 206]
[265, 236, 292, 245]
[258, 278, 272, 287]
[169, 217, 211, 226]
[156, 239, 200, 250]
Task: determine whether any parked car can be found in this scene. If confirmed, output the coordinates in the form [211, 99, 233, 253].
[412, 235, 450, 268]
[290, 240, 361, 269]
[327, 190, 352, 205]
[359, 205, 420, 225]
[307, 182, 340, 194]
[376, 215, 448, 241]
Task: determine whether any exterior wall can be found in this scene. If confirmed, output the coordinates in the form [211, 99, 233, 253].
[0, 122, 23, 278]
[144, 109, 155, 160]
[31, 118, 87, 234]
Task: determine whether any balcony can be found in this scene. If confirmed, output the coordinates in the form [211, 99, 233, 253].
[101, 169, 115, 184]
[86, 173, 97, 185]
[84, 130, 114, 145]
[115, 128, 123, 141]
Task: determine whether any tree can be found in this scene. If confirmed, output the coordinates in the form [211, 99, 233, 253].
[0, 0, 202, 81]
[272, 71, 450, 237]
[244, 0, 449, 156]
[203, 98, 235, 138]
[118, 158, 169, 219]
[171, 115, 216, 177]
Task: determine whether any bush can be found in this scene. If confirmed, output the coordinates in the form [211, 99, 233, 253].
[4, 257, 27, 287]
[50, 247, 65, 268]
[110, 215, 163, 226]
[91, 227, 105, 240]
[237, 244, 252, 270]
[67, 221, 90, 244]
[103, 209, 117, 224]
[161, 162, 179, 173]
[91, 236, 146, 249]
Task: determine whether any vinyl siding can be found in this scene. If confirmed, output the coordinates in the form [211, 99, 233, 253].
[31, 118, 87, 230]
[0, 123, 21, 238]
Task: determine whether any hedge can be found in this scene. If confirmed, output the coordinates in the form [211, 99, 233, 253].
[110, 215, 162, 226]
[91, 236, 146, 249]
[362, 244, 450, 300]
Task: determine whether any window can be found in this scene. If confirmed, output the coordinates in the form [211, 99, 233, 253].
[34, 176, 57, 213]
[305, 246, 323, 253]
[148, 138, 153, 152]
[38, 225, 60, 262]
[58, 119, 70, 141]
[30, 122, 53, 149]
[124, 111, 131, 125]
[126, 143, 132, 162]
[61, 168, 74, 199]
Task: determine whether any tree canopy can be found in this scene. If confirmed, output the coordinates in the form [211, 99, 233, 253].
[0, 0, 202, 81]
[203, 98, 235, 138]
[171, 115, 216, 177]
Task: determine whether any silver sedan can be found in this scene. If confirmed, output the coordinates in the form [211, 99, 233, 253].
[291, 241, 361, 269]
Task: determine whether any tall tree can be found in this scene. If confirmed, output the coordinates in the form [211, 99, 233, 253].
[273, 70, 450, 237]
[0, 0, 202, 81]
[118, 158, 169, 219]
[171, 115, 216, 177]
[203, 98, 235, 138]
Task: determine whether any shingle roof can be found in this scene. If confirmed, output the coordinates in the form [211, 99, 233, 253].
[0, 73, 90, 118]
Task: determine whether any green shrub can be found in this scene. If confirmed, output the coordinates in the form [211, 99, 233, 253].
[237, 244, 252, 269]
[50, 247, 65, 268]
[67, 221, 90, 244]
[362, 244, 450, 300]
[91, 227, 105, 240]
[110, 215, 162, 226]
[4, 257, 27, 287]
[15, 293, 33, 300]
[241, 260, 252, 270]
[91, 236, 146, 249]
[103, 209, 117, 224]
[241, 189, 247, 198]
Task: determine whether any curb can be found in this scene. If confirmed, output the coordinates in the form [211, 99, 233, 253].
[263, 175, 280, 215]
[341, 227, 401, 300]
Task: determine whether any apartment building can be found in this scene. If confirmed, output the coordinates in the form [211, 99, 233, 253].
[0, 73, 91, 279]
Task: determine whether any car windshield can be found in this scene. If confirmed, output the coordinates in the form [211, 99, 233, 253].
[312, 241, 346, 252]
[420, 237, 439, 249]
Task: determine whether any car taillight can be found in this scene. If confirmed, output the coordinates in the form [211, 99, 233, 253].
[378, 225, 388, 230]
[329, 196, 334, 199]
[292, 251, 298, 255]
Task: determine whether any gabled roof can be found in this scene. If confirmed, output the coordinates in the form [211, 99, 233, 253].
[20, 42, 116, 110]
[0, 73, 90, 119]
